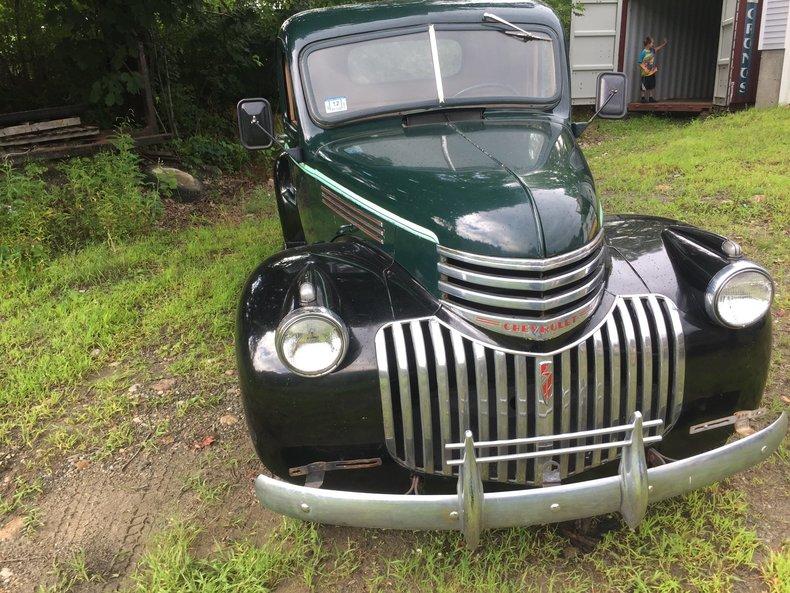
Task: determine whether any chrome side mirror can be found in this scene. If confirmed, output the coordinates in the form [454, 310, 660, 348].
[595, 72, 628, 119]
[237, 98, 274, 150]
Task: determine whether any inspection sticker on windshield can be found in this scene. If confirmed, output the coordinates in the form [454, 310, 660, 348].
[325, 97, 348, 114]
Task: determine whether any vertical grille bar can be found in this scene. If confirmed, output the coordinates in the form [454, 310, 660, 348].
[375, 331, 397, 455]
[631, 298, 654, 426]
[450, 332, 470, 438]
[494, 351, 509, 480]
[574, 341, 588, 472]
[514, 355, 528, 483]
[391, 323, 416, 467]
[534, 356, 553, 484]
[618, 301, 638, 425]
[667, 305, 686, 424]
[473, 343, 490, 480]
[428, 320, 451, 473]
[410, 321, 433, 471]
[605, 316, 622, 460]
[647, 296, 670, 423]
[559, 350, 572, 478]
[591, 329, 605, 466]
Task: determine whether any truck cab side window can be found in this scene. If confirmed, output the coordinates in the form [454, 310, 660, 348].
[283, 61, 299, 126]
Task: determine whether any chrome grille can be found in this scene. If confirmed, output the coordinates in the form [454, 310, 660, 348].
[375, 295, 685, 485]
[437, 232, 607, 340]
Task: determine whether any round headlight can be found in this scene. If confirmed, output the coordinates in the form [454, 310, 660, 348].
[275, 307, 348, 377]
[705, 262, 773, 328]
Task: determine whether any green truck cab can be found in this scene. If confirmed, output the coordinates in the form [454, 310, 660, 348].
[235, 1, 784, 548]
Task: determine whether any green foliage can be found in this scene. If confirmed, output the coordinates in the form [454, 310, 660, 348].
[0, 476, 43, 517]
[128, 487, 773, 593]
[0, 134, 161, 269]
[584, 107, 790, 306]
[0, 192, 280, 455]
[543, 0, 584, 32]
[0, 162, 55, 264]
[172, 134, 250, 173]
[761, 544, 790, 593]
[131, 519, 357, 592]
[0, 1, 581, 133]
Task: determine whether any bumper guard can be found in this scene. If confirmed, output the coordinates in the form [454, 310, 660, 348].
[254, 412, 787, 549]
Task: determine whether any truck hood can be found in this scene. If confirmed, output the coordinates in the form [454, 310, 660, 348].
[310, 116, 601, 258]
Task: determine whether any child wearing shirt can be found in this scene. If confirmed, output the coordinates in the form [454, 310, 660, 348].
[639, 36, 668, 103]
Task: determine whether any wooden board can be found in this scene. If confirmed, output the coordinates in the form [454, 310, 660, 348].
[2, 133, 172, 163]
[0, 104, 86, 127]
[0, 126, 99, 148]
[0, 117, 82, 139]
[628, 101, 713, 113]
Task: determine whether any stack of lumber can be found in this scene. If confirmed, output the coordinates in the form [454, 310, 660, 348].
[0, 116, 99, 150]
[0, 105, 170, 163]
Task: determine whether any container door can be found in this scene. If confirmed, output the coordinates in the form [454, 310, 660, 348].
[714, 0, 739, 104]
[570, 0, 624, 105]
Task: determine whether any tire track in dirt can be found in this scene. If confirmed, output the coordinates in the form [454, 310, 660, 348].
[0, 446, 195, 592]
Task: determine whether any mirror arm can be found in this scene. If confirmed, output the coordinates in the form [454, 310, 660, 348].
[573, 89, 620, 139]
[250, 115, 303, 163]
[586, 89, 618, 126]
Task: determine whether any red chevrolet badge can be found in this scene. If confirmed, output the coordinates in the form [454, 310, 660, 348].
[539, 361, 554, 405]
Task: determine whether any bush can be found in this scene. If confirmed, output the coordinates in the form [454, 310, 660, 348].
[172, 134, 250, 173]
[0, 134, 162, 269]
[0, 162, 59, 265]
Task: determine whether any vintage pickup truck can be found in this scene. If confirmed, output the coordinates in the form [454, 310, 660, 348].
[234, 0, 786, 548]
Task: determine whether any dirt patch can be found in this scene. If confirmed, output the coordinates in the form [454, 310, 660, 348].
[157, 165, 274, 232]
[0, 411, 272, 592]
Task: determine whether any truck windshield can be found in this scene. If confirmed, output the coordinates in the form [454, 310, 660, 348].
[303, 27, 558, 124]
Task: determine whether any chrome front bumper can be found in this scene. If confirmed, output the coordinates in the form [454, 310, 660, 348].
[254, 412, 787, 549]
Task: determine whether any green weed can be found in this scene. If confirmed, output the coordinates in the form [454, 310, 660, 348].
[585, 107, 790, 303]
[36, 550, 99, 593]
[0, 476, 43, 517]
[182, 473, 230, 504]
[762, 544, 790, 593]
[171, 134, 250, 173]
[0, 191, 280, 457]
[130, 519, 352, 592]
[0, 134, 161, 269]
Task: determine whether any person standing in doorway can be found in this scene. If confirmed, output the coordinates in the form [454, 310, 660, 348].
[639, 36, 668, 102]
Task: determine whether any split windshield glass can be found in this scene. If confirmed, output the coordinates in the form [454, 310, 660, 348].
[303, 26, 558, 124]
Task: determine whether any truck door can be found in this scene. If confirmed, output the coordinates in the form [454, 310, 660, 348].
[714, 0, 739, 104]
[570, 0, 624, 105]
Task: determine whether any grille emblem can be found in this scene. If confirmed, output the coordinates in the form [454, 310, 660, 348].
[539, 361, 554, 405]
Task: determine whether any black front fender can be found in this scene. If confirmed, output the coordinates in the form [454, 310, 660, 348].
[605, 215, 772, 455]
[236, 239, 438, 478]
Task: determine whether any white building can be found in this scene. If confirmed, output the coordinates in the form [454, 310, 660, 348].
[756, 0, 790, 105]
[570, 0, 790, 110]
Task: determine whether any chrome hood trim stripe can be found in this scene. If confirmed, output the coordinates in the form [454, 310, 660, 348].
[437, 230, 604, 272]
[295, 161, 439, 244]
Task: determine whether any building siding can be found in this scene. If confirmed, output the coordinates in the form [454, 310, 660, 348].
[759, 0, 789, 50]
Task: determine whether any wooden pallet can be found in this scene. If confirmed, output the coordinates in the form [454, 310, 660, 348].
[1, 133, 171, 163]
[0, 117, 84, 138]
[0, 124, 99, 148]
[628, 100, 714, 114]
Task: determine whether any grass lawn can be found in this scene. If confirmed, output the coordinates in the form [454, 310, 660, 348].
[2, 107, 788, 593]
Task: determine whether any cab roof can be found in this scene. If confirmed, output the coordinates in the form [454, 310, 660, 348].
[280, 0, 563, 56]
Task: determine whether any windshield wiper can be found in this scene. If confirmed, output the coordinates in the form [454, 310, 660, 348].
[482, 12, 552, 42]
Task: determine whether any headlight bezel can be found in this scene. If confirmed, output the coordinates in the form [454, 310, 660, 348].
[704, 261, 774, 329]
[275, 306, 349, 377]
